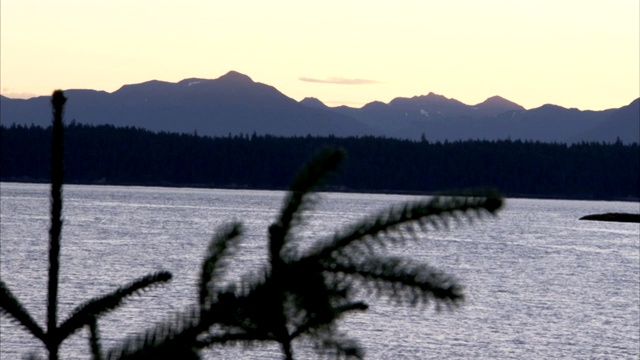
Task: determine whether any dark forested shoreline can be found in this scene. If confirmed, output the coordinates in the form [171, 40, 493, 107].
[1, 123, 638, 201]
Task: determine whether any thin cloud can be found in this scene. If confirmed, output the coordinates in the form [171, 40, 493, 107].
[299, 77, 381, 85]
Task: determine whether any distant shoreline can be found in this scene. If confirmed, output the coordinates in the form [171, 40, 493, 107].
[579, 213, 640, 223]
[2, 180, 639, 203]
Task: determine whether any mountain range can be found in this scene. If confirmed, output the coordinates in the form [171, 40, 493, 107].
[1, 71, 638, 143]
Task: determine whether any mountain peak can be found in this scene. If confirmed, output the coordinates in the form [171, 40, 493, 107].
[217, 71, 254, 84]
[414, 92, 458, 104]
[300, 97, 327, 109]
[475, 96, 524, 111]
[424, 92, 448, 100]
[388, 92, 462, 109]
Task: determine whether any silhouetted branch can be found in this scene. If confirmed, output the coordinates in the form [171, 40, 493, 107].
[0, 280, 46, 341]
[328, 256, 464, 307]
[58, 271, 172, 341]
[47, 90, 66, 360]
[270, 148, 345, 262]
[312, 334, 365, 360]
[106, 306, 203, 360]
[89, 315, 103, 360]
[194, 330, 270, 348]
[199, 223, 242, 308]
[289, 301, 368, 340]
[309, 193, 502, 263]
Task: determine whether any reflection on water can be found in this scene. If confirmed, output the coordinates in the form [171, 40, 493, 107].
[1, 183, 638, 359]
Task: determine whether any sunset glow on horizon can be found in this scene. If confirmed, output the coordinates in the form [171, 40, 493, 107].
[1, 0, 638, 110]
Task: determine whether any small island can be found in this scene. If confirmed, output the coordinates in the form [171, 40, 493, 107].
[579, 213, 640, 223]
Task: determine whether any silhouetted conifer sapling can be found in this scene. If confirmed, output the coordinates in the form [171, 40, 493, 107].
[1, 91, 503, 360]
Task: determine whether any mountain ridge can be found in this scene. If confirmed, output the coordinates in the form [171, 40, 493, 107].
[1, 71, 638, 143]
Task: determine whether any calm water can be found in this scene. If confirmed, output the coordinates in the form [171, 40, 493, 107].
[1, 182, 638, 359]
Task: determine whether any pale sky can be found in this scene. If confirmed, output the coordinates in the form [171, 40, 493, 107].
[1, 0, 638, 110]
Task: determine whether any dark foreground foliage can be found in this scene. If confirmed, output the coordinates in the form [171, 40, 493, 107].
[1, 92, 503, 359]
[1, 122, 638, 200]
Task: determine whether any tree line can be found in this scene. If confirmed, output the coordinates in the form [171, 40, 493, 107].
[1, 122, 638, 200]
